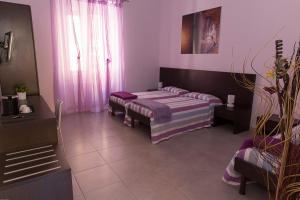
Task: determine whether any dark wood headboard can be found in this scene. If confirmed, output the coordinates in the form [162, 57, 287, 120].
[159, 67, 256, 108]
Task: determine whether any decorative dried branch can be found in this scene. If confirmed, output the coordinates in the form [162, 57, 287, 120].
[233, 39, 300, 200]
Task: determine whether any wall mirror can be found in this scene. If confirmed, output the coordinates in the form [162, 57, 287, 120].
[0, 1, 39, 96]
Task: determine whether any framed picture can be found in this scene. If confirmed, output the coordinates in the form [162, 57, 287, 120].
[181, 7, 222, 54]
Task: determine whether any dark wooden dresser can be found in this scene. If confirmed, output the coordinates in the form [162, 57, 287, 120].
[0, 96, 57, 153]
[0, 95, 72, 200]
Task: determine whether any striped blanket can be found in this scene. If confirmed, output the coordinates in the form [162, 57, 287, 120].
[125, 96, 215, 144]
[109, 91, 179, 107]
[222, 147, 278, 186]
[222, 125, 300, 186]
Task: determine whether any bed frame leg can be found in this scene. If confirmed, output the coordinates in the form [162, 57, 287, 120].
[131, 118, 135, 128]
[111, 110, 115, 116]
[239, 175, 247, 195]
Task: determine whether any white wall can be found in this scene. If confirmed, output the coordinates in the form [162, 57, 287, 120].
[123, 0, 160, 92]
[2, 0, 55, 110]
[1, 0, 162, 110]
[4, 0, 296, 122]
[158, 0, 300, 126]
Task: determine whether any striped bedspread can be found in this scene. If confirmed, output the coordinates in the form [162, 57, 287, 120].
[109, 91, 179, 107]
[222, 147, 278, 186]
[125, 96, 215, 144]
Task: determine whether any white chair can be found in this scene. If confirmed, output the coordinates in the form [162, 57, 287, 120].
[55, 100, 65, 152]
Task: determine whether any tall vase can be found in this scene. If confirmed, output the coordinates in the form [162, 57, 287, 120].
[17, 92, 26, 100]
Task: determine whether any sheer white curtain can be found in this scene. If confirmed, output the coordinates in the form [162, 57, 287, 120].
[51, 0, 124, 113]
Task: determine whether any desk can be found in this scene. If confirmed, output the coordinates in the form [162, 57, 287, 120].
[0, 96, 72, 200]
[0, 96, 57, 153]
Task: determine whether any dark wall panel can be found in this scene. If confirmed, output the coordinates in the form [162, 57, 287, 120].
[160, 67, 256, 108]
[0, 1, 39, 95]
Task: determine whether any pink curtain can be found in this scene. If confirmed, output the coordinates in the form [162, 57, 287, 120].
[51, 0, 124, 113]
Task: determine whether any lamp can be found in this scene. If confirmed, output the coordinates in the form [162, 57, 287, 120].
[0, 31, 13, 63]
[158, 82, 163, 90]
[227, 94, 235, 108]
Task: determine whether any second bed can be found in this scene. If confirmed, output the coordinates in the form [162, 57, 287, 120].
[124, 91, 222, 144]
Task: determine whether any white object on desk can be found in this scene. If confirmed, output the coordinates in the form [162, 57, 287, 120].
[17, 92, 27, 100]
[19, 105, 32, 113]
[227, 94, 235, 108]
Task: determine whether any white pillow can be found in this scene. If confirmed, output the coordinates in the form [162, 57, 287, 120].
[181, 92, 223, 106]
[292, 124, 300, 145]
[161, 86, 189, 95]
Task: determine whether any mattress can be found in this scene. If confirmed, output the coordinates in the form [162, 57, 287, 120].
[125, 96, 216, 144]
[222, 127, 300, 186]
[223, 147, 278, 186]
[109, 90, 179, 107]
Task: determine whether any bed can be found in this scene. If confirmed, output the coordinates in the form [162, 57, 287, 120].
[110, 67, 256, 143]
[109, 90, 180, 115]
[224, 135, 294, 195]
[110, 67, 256, 113]
[223, 146, 277, 187]
[234, 156, 277, 195]
[124, 92, 222, 144]
[224, 124, 300, 196]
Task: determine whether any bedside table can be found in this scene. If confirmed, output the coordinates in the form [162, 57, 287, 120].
[256, 114, 300, 135]
[214, 105, 252, 134]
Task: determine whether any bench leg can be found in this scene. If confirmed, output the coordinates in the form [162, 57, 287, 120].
[239, 175, 247, 195]
[131, 118, 135, 128]
[110, 107, 116, 116]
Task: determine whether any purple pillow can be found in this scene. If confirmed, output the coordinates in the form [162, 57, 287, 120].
[111, 92, 137, 100]
[253, 135, 283, 157]
[239, 138, 254, 150]
[240, 136, 298, 158]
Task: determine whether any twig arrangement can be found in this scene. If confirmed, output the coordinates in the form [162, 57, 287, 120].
[234, 39, 300, 200]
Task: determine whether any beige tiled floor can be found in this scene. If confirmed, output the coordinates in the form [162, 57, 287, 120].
[61, 112, 268, 200]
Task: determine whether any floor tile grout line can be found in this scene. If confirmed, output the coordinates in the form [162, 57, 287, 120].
[71, 163, 107, 175]
[104, 158, 139, 200]
[91, 142, 129, 152]
[60, 130, 87, 200]
[94, 148, 139, 200]
[63, 113, 265, 199]
[72, 150, 136, 198]
[151, 168, 193, 200]
[80, 181, 124, 198]
[73, 175, 87, 200]
[104, 153, 191, 200]
[96, 148, 143, 164]
[66, 149, 98, 160]
[68, 142, 109, 199]
[73, 165, 122, 198]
